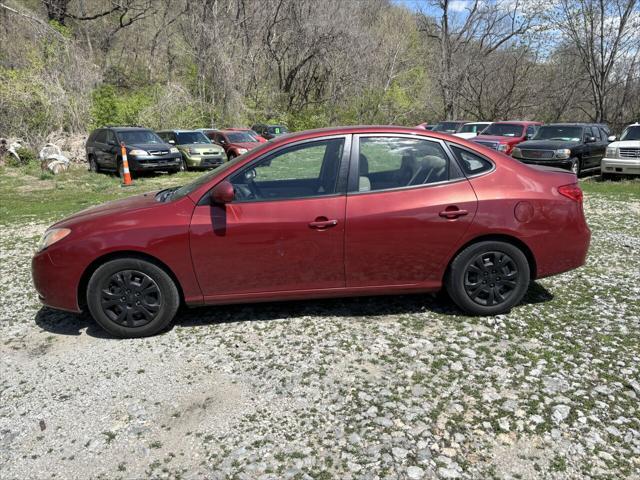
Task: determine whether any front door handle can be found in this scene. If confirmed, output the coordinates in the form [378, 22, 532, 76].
[309, 218, 338, 229]
[439, 208, 469, 219]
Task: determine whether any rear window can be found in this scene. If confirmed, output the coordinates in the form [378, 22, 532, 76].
[451, 146, 493, 176]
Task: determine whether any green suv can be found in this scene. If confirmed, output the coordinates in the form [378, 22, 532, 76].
[156, 130, 226, 171]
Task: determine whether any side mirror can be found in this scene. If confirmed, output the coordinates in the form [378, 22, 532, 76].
[585, 136, 596, 143]
[607, 135, 616, 142]
[210, 181, 234, 204]
[168, 140, 175, 144]
[526, 134, 533, 140]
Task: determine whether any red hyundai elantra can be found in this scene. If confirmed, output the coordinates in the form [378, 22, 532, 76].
[32, 126, 590, 337]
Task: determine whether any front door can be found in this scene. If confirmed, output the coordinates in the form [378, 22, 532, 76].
[345, 135, 478, 288]
[189, 136, 350, 299]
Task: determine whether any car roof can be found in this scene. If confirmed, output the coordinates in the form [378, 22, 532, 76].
[490, 121, 542, 125]
[157, 129, 203, 133]
[107, 126, 151, 132]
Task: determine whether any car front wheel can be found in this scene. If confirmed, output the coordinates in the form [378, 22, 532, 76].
[445, 241, 530, 316]
[570, 158, 581, 176]
[88, 156, 99, 173]
[86, 258, 180, 338]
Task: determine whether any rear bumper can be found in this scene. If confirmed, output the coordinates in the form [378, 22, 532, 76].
[601, 157, 640, 175]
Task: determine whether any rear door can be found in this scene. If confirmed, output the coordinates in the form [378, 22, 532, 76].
[189, 135, 351, 298]
[344, 135, 478, 288]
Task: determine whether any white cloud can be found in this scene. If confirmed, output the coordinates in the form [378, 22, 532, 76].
[449, 0, 470, 12]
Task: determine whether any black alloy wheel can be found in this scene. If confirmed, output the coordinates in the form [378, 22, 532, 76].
[463, 251, 518, 307]
[100, 270, 161, 328]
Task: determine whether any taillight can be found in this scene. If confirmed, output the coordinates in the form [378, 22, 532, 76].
[558, 183, 583, 202]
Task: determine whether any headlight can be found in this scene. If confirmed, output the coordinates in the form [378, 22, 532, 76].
[236, 148, 248, 154]
[37, 228, 71, 252]
[129, 149, 147, 156]
[512, 147, 522, 157]
[497, 144, 509, 152]
[554, 149, 571, 159]
[170, 147, 179, 154]
[606, 146, 617, 158]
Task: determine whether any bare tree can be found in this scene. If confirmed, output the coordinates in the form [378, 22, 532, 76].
[554, 0, 639, 122]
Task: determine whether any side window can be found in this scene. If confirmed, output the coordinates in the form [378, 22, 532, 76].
[598, 127, 608, 141]
[94, 130, 106, 143]
[357, 137, 450, 192]
[230, 138, 345, 202]
[584, 127, 594, 140]
[450, 146, 493, 176]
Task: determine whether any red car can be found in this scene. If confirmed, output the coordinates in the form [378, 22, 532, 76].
[227, 127, 268, 143]
[32, 126, 590, 338]
[206, 129, 262, 160]
[473, 121, 542, 155]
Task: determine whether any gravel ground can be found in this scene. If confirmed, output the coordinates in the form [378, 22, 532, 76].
[1, 194, 639, 480]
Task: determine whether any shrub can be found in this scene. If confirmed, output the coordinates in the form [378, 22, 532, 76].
[5, 147, 37, 167]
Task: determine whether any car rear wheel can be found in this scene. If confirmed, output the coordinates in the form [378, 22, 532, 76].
[445, 241, 530, 316]
[86, 258, 180, 338]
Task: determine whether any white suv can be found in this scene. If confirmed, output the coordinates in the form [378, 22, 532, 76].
[454, 122, 492, 139]
[602, 123, 640, 178]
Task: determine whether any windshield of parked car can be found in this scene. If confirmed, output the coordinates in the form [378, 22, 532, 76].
[118, 130, 164, 144]
[459, 123, 488, 133]
[225, 132, 257, 143]
[533, 126, 583, 142]
[480, 123, 524, 137]
[620, 125, 640, 141]
[176, 131, 211, 144]
[433, 122, 461, 133]
[267, 126, 288, 135]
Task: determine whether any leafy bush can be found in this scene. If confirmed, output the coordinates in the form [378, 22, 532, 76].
[5, 147, 37, 167]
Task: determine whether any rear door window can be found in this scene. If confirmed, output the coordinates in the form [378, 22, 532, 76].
[450, 146, 493, 176]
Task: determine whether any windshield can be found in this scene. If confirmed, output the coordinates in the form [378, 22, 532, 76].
[480, 123, 523, 137]
[533, 126, 583, 142]
[433, 122, 461, 133]
[621, 125, 640, 141]
[226, 132, 257, 143]
[460, 123, 489, 133]
[267, 126, 288, 135]
[176, 131, 211, 144]
[118, 130, 164, 144]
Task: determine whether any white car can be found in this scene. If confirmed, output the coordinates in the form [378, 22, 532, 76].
[602, 123, 640, 178]
[454, 122, 492, 139]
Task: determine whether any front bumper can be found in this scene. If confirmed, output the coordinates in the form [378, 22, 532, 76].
[32, 251, 82, 313]
[514, 157, 573, 171]
[128, 153, 182, 171]
[184, 153, 226, 169]
[601, 157, 640, 176]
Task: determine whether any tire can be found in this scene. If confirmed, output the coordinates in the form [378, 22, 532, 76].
[227, 152, 237, 162]
[445, 241, 530, 316]
[88, 156, 99, 173]
[179, 156, 188, 172]
[117, 158, 123, 178]
[86, 258, 180, 338]
[570, 158, 581, 176]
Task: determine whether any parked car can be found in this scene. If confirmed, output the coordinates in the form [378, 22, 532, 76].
[454, 122, 492, 139]
[34, 125, 590, 338]
[227, 127, 267, 143]
[251, 124, 289, 140]
[156, 130, 226, 171]
[86, 127, 182, 176]
[206, 129, 262, 160]
[415, 123, 435, 130]
[473, 121, 542, 155]
[431, 121, 471, 134]
[601, 122, 640, 178]
[511, 123, 612, 175]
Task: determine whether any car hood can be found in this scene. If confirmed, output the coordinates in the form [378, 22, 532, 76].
[517, 140, 581, 150]
[474, 135, 522, 143]
[180, 143, 224, 153]
[129, 143, 173, 151]
[230, 142, 260, 150]
[53, 192, 161, 227]
[610, 140, 640, 148]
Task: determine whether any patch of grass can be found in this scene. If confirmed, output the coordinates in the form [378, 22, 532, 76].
[580, 177, 640, 200]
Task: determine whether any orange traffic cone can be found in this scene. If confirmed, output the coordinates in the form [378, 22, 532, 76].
[120, 143, 133, 187]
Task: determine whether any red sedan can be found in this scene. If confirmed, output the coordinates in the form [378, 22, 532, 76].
[32, 126, 590, 338]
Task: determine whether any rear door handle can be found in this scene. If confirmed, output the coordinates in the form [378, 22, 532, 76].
[309, 218, 338, 229]
[439, 208, 469, 219]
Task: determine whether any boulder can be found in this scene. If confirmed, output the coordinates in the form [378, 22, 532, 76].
[39, 143, 70, 174]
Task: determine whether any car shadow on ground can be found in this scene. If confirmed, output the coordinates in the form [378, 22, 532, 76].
[35, 281, 554, 339]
